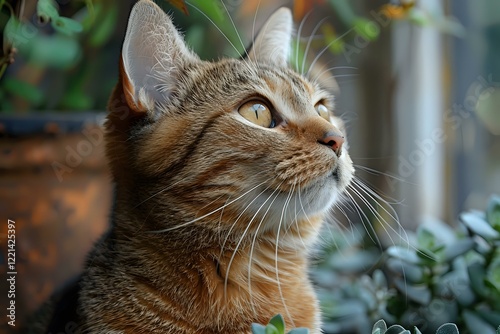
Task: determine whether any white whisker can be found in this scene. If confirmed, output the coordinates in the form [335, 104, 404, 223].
[149, 180, 268, 233]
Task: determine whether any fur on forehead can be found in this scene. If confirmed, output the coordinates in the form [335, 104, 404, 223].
[120, 0, 294, 114]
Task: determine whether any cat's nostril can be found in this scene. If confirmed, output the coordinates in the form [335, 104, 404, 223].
[319, 132, 345, 157]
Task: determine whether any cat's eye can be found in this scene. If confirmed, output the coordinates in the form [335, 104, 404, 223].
[238, 101, 275, 128]
[315, 103, 330, 122]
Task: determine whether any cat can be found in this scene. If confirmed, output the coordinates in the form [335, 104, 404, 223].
[31, 0, 354, 332]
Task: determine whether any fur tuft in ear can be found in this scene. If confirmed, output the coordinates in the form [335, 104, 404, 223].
[248, 7, 293, 67]
[122, 0, 199, 112]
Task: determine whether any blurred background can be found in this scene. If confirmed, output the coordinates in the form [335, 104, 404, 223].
[0, 0, 499, 333]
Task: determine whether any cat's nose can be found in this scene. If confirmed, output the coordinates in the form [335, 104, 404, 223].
[319, 131, 344, 157]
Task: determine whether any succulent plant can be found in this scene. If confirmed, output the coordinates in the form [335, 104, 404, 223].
[371, 319, 459, 334]
[251, 314, 310, 334]
[311, 195, 500, 333]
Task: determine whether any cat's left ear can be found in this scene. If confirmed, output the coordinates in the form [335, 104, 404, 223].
[120, 0, 199, 113]
[248, 7, 293, 67]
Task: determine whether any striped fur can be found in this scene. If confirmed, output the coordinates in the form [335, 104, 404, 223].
[78, 1, 354, 333]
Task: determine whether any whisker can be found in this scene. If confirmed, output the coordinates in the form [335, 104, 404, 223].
[133, 178, 185, 209]
[275, 184, 296, 327]
[301, 17, 329, 75]
[185, 1, 254, 74]
[307, 27, 354, 78]
[219, 0, 248, 59]
[343, 190, 382, 247]
[295, 10, 313, 73]
[352, 178, 402, 232]
[221, 182, 276, 292]
[348, 182, 409, 249]
[149, 180, 268, 233]
[243, 183, 284, 314]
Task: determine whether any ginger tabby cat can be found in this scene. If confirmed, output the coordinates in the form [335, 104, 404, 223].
[32, 0, 354, 333]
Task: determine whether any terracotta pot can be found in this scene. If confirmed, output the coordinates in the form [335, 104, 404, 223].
[0, 113, 112, 331]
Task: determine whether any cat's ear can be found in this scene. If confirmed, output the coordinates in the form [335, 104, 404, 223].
[121, 0, 199, 113]
[248, 7, 293, 67]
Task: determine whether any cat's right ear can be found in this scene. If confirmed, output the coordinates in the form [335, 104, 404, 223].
[120, 0, 199, 113]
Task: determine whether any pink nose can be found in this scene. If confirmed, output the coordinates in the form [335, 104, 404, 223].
[319, 131, 344, 157]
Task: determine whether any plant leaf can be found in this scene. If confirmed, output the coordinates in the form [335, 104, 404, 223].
[393, 279, 431, 305]
[442, 239, 475, 262]
[372, 319, 387, 333]
[265, 324, 279, 334]
[269, 314, 285, 334]
[52, 16, 83, 36]
[435, 323, 460, 334]
[487, 195, 500, 231]
[2, 77, 44, 106]
[468, 261, 488, 297]
[460, 212, 500, 240]
[352, 18, 380, 41]
[387, 246, 420, 264]
[88, 3, 119, 47]
[476, 310, 500, 328]
[463, 310, 496, 334]
[385, 324, 409, 334]
[251, 323, 267, 334]
[386, 258, 424, 283]
[288, 328, 310, 334]
[37, 0, 59, 22]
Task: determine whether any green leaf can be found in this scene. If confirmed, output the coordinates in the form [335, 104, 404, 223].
[2, 77, 44, 106]
[476, 310, 500, 328]
[37, 0, 59, 22]
[393, 279, 431, 305]
[386, 258, 424, 283]
[417, 226, 436, 248]
[385, 324, 409, 334]
[3, 16, 37, 50]
[387, 246, 420, 264]
[468, 262, 489, 297]
[265, 324, 279, 334]
[29, 35, 81, 68]
[485, 259, 500, 293]
[442, 239, 475, 262]
[269, 314, 285, 334]
[463, 310, 496, 334]
[496, 325, 500, 334]
[287, 328, 310, 334]
[252, 323, 267, 334]
[435, 323, 460, 334]
[88, 3, 119, 47]
[60, 89, 93, 110]
[487, 195, 500, 231]
[52, 16, 83, 36]
[413, 327, 422, 334]
[352, 18, 380, 41]
[416, 248, 439, 265]
[372, 319, 387, 333]
[460, 212, 500, 240]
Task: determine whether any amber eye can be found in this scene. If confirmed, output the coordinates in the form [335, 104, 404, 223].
[315, 103, 330, 122]
[238, 101, 275, 128]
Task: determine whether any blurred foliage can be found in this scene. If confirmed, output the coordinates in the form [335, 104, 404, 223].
[312, 195, 500, 334]
[371, 319, 461, 334]
[0, 0, 463, 113]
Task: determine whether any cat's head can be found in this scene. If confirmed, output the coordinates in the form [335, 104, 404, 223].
[107, 0, 354, 240]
